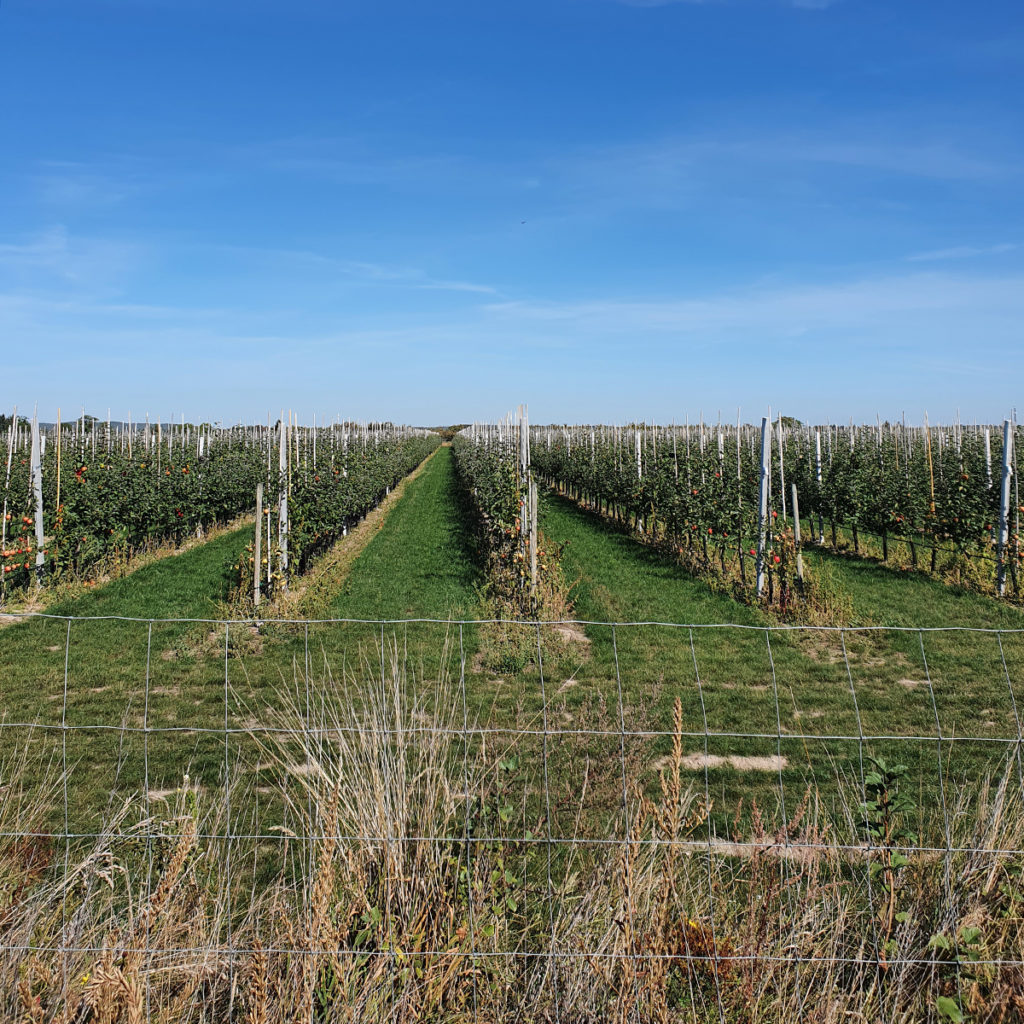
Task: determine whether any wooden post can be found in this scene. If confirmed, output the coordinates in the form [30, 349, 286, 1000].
[791, 483, 804, 585]
[997, 419, 1014, 597]
[254, 481, 263, 610]
[756, 416, 770, 597]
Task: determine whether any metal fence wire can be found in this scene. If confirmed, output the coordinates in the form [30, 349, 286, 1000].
[1, 614, 1023, 1022]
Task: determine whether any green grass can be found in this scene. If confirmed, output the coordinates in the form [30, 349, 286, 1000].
[0, 526, 252, 829]
[0, 449, 486, 830]
[534, 490, 1024, 835]
[297, 444, 484, 709]
[325, 444, 480, 619]
[3, 456, 1022, 847]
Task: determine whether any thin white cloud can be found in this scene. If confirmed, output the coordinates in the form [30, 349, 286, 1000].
[0, 227, 142, 290]
[4, 266, 1022, 356]
[4, 267, 1020, 423]
[208, 243, 498, 295]
[480, 271, 1024, 344]
[31, 159, 150, 209]
[550, 136, 1014, 215]
[907, 243, 1019, 262]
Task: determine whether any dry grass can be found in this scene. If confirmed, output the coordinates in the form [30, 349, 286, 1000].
[2, 651, 1023, 1023]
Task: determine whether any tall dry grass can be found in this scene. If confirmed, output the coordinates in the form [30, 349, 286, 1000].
[1, 646, 1022, 1022]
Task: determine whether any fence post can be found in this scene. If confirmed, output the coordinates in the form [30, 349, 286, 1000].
[997, 419, 1014, 596]
[756, 416, 770, 597]
[254, 481, 263, 611]
[791, 483, 804, 585]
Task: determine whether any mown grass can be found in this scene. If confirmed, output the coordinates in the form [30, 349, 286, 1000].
[3, 459, 1023, 849]
[0, 526, 252, 829]
[0, 448, 488, 831]
[2, 454, 1024, 1022]
[535, 491, 1024, 836]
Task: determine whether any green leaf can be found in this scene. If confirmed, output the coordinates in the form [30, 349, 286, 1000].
[928, 933, 952, 951]
[935, 996, 964, 1022]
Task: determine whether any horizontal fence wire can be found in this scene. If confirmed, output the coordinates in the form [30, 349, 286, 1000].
[1, 615, 1023, 1021]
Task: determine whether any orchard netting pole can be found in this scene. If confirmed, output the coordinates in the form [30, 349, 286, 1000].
[756, 416, 770, 598]
[997, 419, 1014, 597]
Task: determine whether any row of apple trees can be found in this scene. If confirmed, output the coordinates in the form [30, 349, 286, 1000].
[1, 420, 438, 593]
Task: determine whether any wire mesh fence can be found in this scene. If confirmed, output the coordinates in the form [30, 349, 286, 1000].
[1, 613, 1023, 1021]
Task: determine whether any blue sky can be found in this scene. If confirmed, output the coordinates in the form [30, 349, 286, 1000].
[2, 0, 1022, 426]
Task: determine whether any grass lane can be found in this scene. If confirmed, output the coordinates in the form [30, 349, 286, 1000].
[534, 490, 1024, 835]
[0, 449, 483, 828]
[325, 445, 480, 619]
[297, 444, 485, 716]
[0, 526, 252, 827]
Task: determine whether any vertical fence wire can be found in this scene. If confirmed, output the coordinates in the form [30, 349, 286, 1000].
[457, 622, 480, 1020]
[534, 620, 562, 1024]
[765, 627, 808, 1019]
[688, 627, 728, 1024]
[0, 614, 1023, 1022]
[996, 630, 1024, 790]
[838, 628, 891, 1024]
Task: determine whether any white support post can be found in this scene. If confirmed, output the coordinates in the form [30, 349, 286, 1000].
[278, 414, 289, 587]
[815, 428, 825, 544]
[791, 483, 804, 584]
[997, 419, 1014, 597]
[529, 476, 538, 606]
[756, 416, 770, 597]
[778, 414, 786, 521]
[30, 414, 45, 586]
[254, 481, 263, 611]
[1, 408, 16, 579]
